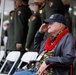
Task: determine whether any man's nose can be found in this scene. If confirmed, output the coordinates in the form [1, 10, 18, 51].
[48, 24, 51, 28]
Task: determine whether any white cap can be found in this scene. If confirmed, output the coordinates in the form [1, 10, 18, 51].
[3, 20, 9, 25]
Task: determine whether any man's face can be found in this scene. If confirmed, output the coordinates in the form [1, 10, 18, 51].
[48, 1, 53, 7]
[33, 4, 39, 12]
[15, 0, 22, 7]
[47, 22, 61, 34]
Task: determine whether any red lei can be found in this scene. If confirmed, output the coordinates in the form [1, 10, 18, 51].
[44, 29, 69, 51]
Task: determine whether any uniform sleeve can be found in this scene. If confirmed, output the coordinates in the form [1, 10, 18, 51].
[45, 36, 76, 66]
[26, 17, 39, 48]
[14, 9, 26, 43]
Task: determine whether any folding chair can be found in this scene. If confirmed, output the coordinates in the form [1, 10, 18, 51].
[0, 50, 5, 62]
[17, 52, 38, 69]
[0, 50, 5, 69]
[0, 51, 21, 75]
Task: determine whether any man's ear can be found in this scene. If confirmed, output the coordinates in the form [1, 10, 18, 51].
[59, 23, 62, 29]
[59, 23, 66, 30]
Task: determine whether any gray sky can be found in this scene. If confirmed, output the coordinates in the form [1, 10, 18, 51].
[0, 0, 34, 15]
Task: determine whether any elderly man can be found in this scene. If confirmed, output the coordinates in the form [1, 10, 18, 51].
[13, 14, 76, 75]
[34, 14, 76, 75]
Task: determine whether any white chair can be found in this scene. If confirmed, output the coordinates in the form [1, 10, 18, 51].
[0, 51, 21, 75]
[17, 52, 38, 69]
[0, 50, 5, 62]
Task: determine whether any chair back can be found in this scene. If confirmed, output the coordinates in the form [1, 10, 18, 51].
[0, 50, 5, 62]
[21, 52, 38, 63]
[0, 51, 21, 75]
[17, 52, 38, 69]
[6, 51, 20, 62]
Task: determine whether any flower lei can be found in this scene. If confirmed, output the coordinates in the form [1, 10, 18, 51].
[44, 28, 69, 51]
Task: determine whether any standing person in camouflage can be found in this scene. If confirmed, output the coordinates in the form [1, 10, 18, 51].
[25, 0, 43, 51]
[6, 0, 32, 54]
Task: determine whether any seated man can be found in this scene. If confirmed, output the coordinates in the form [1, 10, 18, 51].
[13, 14, 76, 75]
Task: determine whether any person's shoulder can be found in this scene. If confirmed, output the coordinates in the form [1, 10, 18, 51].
[66, 33, 75, 38]
[15, 6, 22, 13]
[16, 5, 28, 11]
[31, 13, 39, 21]
[16, 5, 31, 15]
[64, 33, 76, 42]
[34, 12, 41, 19]
[31, 15, 37, 21]
[33, 12, 40, 16]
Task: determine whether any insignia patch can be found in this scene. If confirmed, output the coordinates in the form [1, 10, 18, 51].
[28, 19, 30, 22]
[32, 16, 36, 21]
[10, 17, 13, 20]
[50, 15, 54, 19]
[39, 10, 42, 14]
[18, 10, 21, 15]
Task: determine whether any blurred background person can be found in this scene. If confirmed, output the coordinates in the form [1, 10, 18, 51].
[64, 5, 72, 33]
[41, 0, 65, 22]
[9, 10, 14, 21]
[25, 0, 43, 51]
[62, 0, 72, 33]
[6, 10, 14, 56]
[1, 20, 9, 73]
[2, 11, 14, 73]
[3, 20, 9, 47]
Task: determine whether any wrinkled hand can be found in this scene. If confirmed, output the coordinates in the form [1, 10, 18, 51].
[16, 44, 22, 50]
[41, 50, 47, 55]
[39, 23, 48, 33]
[37, 62, 47, 75]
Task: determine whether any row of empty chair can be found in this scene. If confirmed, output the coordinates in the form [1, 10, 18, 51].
[0, 50, 38, 75]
